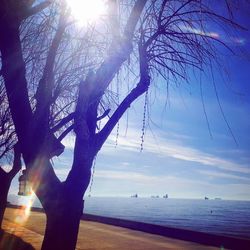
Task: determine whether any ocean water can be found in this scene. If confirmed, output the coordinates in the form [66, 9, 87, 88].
[9, 196, 250, 239]
[83, 197, 250, 239]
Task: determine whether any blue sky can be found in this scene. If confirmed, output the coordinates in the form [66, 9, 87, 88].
[55, 72, 250, 200]
[9, 64, 250, 200]
[5, 2, 250, 201]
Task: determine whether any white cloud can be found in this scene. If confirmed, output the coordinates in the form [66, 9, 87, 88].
[54, 168, 70, 181]
[62, 136, 75, 149]
[121, 162, 130, 166]
[198, 170, 250, 181]
[95, 170, 156, 182]
[230, 37, 246, 46]
[94, 169, 210, 190]
[180, 26, 247, 46]
[180, 25, 219, 38]
[92, 169, 250, 200]
[102, 127, 250, 175]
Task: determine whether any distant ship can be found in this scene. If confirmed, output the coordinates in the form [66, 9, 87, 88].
[205, 196, 209, 200]
[151, 195, 159, 198]
[163, 194, 168, 198]
[131, 194, 138, 198]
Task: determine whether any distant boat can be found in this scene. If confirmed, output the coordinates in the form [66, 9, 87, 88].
[131, 194, 138, 198]
[205, 196, 209, 200]
[163, 194, 168, 198]
[151, 195, 159, 198]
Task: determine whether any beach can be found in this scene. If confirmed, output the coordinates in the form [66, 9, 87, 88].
[1, 207, 220, 250]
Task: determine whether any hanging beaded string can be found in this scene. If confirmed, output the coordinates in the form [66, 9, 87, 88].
[115, 122, 120, 147]
[115, 70, 120, 147]
[88, 156, 96, 196]
[125, 51, 131, 137]
[140, 89, 148, 152]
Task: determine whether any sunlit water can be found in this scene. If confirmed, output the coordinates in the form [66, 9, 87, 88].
[9, 196, 250, 239]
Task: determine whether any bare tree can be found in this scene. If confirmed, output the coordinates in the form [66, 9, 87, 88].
[0, 0, 245, 249]
[0, 145, 21, 229]
[0, 2, 90, 226]
[0, 83, 16, 160]
[0, 73, 20, 227]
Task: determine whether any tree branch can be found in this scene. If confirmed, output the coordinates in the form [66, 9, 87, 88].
[0, 12, 33, 155]
[35, 8, 67, 113]
[22, 1, 53, 20]
[58, 124, 74, 142]
[8, 143, 22, 179]
[97, 109, 111, 121]
[0, 166, 6, 176]
[96, 44, 150, 149]
[97, 80, 149, 149]
[124, 0, 148, 40]
[51, 112, 75, 133]
[92, 0, 148, 100]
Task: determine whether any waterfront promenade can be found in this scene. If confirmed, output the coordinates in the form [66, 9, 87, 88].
[1, 207, 222, 249]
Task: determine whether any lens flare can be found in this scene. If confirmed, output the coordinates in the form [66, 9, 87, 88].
[14, 191, 35, 225]
[66, 0, 107, 25]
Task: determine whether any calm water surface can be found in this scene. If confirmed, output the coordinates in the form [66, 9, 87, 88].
[84, 197, 250, 239]
[10, 196, 250, 239]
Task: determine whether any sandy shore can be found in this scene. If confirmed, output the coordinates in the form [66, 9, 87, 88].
[1, 207, 222, 250]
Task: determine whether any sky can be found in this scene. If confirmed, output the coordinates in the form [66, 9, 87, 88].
[6, 1, 250, 201]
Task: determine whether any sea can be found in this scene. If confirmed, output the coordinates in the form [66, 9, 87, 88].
[8, 196, 250, 240]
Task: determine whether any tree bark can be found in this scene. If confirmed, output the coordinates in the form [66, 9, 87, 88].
[41, 192, 84, 250]
[0, 10, 87, 250]
[0, 13, 33, 163]
[0, 174, 11, 229]
[0, 145, 21, 228]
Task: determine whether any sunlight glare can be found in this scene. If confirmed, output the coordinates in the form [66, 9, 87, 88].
[66, 0, 107, 25]
[14, 191, 35, 225]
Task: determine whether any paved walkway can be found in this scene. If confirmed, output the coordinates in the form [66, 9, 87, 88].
[1, 219, 42, 250]
[2, 207, 218, 250]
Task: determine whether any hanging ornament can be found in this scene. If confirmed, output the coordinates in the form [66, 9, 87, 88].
[140, 90, 148, 152]
[18, 170, 32, 196]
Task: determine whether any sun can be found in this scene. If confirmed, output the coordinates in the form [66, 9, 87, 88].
[66, 0, 107, 25]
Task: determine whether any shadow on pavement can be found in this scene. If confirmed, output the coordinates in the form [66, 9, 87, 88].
[0, 229, 34, 250]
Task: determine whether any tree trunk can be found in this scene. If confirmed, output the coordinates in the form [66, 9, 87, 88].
[0, 176, 11, 229]
[41, 196, 84, 250]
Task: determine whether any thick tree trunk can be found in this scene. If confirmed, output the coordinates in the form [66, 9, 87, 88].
[0, 146, 21, 229]
[39, 156, 91, 250]
[0, 176, 11, 229]
[41, 197, 84, 250]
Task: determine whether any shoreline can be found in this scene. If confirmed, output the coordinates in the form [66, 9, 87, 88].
[7, 204, 250, 249]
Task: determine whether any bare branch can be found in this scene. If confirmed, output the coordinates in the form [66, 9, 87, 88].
[97, 109, 111, 121]
[96, 44, 150, 148]
[58, 124, 74, 142]
[22, 1, 53, 20]
[51, 112, 75, 133]
[92, 0, 148, 100]
[8, 143, 22, 178]
[35, 7, 68, 115]
[124, 0, 148, 39]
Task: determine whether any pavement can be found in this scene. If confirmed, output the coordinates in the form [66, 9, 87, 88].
[2, 207, 219, 250]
